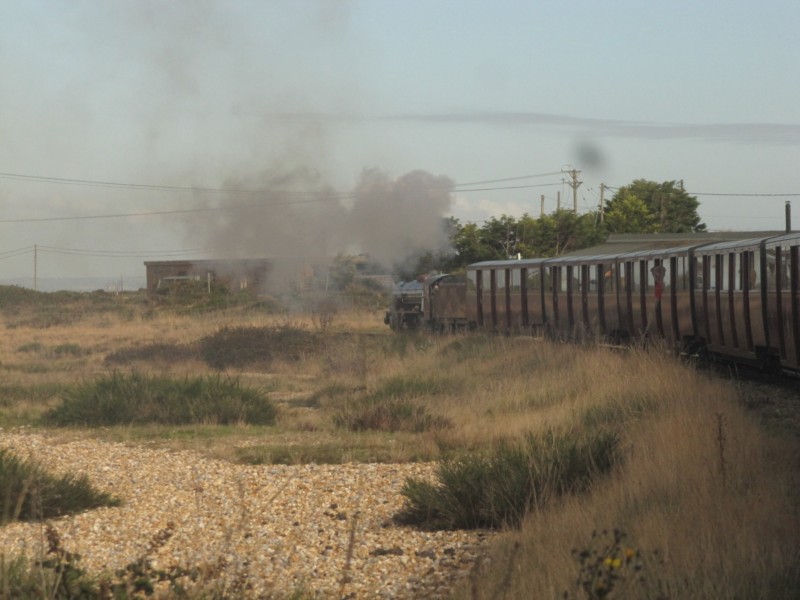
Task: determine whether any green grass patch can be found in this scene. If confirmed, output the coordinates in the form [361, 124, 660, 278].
[16, 341, 44, 353]
[42, 373, 278, 426]
[1, 448, 120, 524]
[333, 397, 452, 433]
[580, 396, 658, 429]
[394, 429, 620, 530]
[199, 325, 320, 370]
[104, 342, 198, 366]
[234, 439, 434, 465]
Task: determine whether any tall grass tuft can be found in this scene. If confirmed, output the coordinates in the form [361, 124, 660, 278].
[1, 448, 120, 524]
[333, 397, 452, 433]
[199, 325, 319, 370]
[43, 372, 277, 426]
[394, 428, 620, 530]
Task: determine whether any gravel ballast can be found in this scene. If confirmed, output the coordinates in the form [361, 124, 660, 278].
[0, 432, 491, 598]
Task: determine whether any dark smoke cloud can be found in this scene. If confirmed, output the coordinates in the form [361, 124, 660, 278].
[184, 167, 454, 288]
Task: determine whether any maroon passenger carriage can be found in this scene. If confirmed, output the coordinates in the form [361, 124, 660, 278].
[461, 232, 800, 373]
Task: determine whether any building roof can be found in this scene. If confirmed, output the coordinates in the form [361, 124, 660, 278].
[560, 231, 787, 257]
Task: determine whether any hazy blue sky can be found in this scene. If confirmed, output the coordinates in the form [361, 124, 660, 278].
[1, 0, 799, 286]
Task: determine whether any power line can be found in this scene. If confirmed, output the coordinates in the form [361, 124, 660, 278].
[453, 171, 563, 187]
[37, 245, 207, 258]
[0, 171, 352, 197]
[0, 196, 340, 223]
[455, 182, 562, 193]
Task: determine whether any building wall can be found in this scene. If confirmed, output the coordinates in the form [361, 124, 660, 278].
[144, 260, 271, 295]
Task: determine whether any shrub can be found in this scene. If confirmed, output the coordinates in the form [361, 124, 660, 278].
[333, 397, 452, 433]
[394, 429, 620, 530]
[199, 325, 320, 370]
[52, 343, 84, 357]
[43, 373, 277, 426]
[1, 449, 120, 524]
[104, 342, 198, 366]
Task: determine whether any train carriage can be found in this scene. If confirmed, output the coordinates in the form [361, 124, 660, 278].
[466, 259, 547, 333]
[395, 231, 800, 375]
[616, 245, 699, 348]
[538, 253, 622, 340]
[693, 238, 773, 366]
[762, 232, 800, 370]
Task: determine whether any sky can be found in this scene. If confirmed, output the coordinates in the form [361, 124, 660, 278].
[1, 0, 799, 289]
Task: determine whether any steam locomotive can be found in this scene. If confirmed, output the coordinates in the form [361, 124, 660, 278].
[385, 232, 800, 374]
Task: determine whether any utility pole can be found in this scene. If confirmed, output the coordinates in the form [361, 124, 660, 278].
[540, 194, 545, 218]
[563, 168, 582, 214]
[33, 244, 38, 291]
[599, 184, 605, 223]
[557, 191, 561, 211]
[786, 201, 792, 233]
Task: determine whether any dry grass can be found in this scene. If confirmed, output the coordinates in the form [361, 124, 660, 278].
[454, 359, 800, 599]
[1, 293, 799, 598]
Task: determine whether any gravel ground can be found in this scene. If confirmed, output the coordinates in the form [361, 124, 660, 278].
[0, 432, 492, 599]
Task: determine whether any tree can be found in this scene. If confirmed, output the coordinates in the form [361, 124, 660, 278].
[605, 180, 706, 233]
[445, 211, 607, 272]
[604, 191, 657, 233]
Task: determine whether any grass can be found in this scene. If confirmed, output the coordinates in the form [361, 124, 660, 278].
[0, 294, 798, 598]
[1, 448, 120, 524]
[43, 372, 278, 426]
[395, 428, 620, 530]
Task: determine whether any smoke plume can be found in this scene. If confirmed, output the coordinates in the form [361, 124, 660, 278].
[183, 167, 454, 288]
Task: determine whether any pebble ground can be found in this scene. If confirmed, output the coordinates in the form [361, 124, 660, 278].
[0, 432, 491, 599]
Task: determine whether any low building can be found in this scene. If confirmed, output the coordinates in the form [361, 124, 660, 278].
[143, 259, 271, 295]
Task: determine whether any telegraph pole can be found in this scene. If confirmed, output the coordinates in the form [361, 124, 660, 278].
[563, 168, 582, 214]
[599, 184, 605, 222]
[540, 194, 545, 218]
[786, 201, 792, 233]
[33, 244, 38, 291]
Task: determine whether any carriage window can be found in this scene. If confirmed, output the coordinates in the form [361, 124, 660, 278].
[734, 253, 744, 291]
[632, 261, 643, 292]
[546, 267, 559, 292]
[587, 265, 598, 291]
[766, 249, 777, 290]
[648, 259, 668, 290]
[700, 256, 710, 291]
[528, 268, 542, 290]
[720, 254, 730, 291]
[511, 269, 521, 291]
[561, 267, 570, 292]
[676, 256, 689, 291]
[746, 251, 758, 288]
[467, 271, 478, 290]
[602, 264, 615, 292]
[495, 269, 506, 289]
[569, 266, 580, 292]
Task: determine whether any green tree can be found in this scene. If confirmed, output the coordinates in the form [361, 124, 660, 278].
[445, 211, 607, 272]
[605, 191, 657, 233]
[605, 180, 706, 233]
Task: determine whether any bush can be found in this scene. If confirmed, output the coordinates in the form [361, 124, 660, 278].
[104, 342, 198, 366]
[1, 448, 120, 524]
[394, 429, 620, 530]
[333, 397, 452, 433]
[199, 325, 320, 370]
[43, 373, 277, 426]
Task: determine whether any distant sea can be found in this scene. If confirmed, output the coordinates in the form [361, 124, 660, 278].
[0, 277, 147, 293]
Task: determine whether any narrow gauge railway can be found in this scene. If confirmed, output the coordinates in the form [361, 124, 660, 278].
[385, 232, 800, 375]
